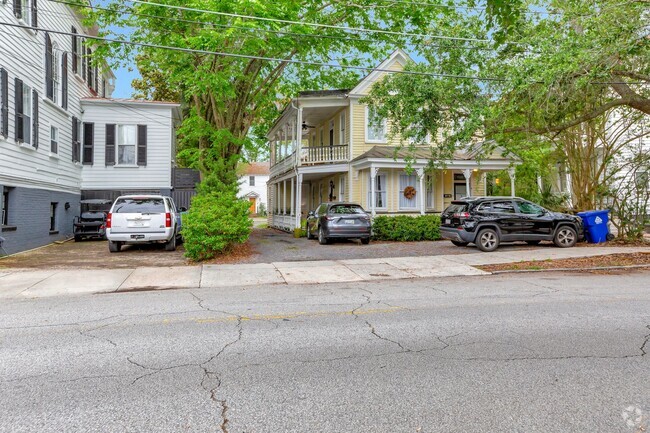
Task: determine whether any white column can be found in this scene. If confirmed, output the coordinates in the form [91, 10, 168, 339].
[462, 169, 472, 198]
[290, 177, 295, 218]
[565, 172, 573, 208]
[296, 107, 302, 167]
[295, 173, 303, 229]
[508, 168, 516, 197]
[283, 180, 287, 215]
[370, 166, 378, 217]
[537, 175, 543, 192]
[417, 168, 425, 215]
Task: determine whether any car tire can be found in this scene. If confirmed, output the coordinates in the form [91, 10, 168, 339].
[74, 235, 82, 242]
[526, 240, 541, 245]
[306, 225, 315, 240]
[553, 226, 577, 248]
[108, 241, 121, 253]
[318, 226, 328, 245]
[476, 228, 500, 252]
[165, 233, 177, 251]
[360, 237, 370, 245]
[451, 240, 469, 247]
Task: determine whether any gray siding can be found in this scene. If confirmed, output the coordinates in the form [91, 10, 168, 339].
[0, 185, 79, 255]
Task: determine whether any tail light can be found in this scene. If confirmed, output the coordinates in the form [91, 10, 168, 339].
[106, 213, 112, 228]
[454, 212, 471, 219]
[165, 212, 172, 228]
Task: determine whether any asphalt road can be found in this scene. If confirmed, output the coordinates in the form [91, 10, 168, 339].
[1, 271, 649, 433]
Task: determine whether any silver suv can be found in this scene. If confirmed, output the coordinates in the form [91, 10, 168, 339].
[106, 195, 182, 253]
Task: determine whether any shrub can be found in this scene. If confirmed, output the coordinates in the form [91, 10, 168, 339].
[257, 202, 267, 217]
[372, 215, 441, 241]
[182, 174, 252, 261]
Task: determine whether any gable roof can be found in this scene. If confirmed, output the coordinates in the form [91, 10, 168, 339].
[349, 49, 413, 96]
[240, 162, 270, 176]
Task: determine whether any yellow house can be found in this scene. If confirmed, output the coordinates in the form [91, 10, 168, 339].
[267, 49, 517, 231]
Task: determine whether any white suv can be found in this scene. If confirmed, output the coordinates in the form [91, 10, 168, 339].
[106, 195, 182, 253]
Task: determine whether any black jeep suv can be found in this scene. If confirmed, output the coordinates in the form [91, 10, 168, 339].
[440, 197, 584, 252]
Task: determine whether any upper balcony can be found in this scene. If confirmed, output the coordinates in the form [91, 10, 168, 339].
[268, 90, 351, 177]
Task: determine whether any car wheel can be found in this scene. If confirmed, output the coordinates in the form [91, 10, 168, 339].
[476, 228, 500, 252]
[451, 240, 469, 247]
[318, 226, 328, 245]
[526, 240, 541, 245]
[108, 241, 121, 253]
[360, 237, 370, 245]
[165, 233, 177, 251]
[74, 235, 82, 242]
[306, 225, 314, 240]
[554, 226, 577, 248]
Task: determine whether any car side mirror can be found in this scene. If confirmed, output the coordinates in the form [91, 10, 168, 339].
[179, 207, 187, 212]
[308, 211, 315, 217]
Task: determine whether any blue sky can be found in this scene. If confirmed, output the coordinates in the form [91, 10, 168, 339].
[112, 63, 138, 98]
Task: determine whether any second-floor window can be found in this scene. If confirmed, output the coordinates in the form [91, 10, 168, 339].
[249, 176, 256, 186]
[366, 106, 386, 142]
[117, 125, 136, 165]
[15, 79, 33, 145]
[1, 68, 8, 138]
[14, 0, 36, 27]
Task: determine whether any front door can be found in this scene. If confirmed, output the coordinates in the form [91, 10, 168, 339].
[454, 183, 467, 200]
[249, 197, 256, 213]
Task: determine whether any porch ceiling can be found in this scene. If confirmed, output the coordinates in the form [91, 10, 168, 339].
[300, 106, 345, 136]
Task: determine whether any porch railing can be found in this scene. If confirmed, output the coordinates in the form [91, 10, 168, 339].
[271, 214, 296, 231]
[301, 145, 349, 165]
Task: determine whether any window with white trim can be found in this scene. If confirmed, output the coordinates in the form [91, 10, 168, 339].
[117, 124, 136, 165]
[366, 106, 386, 142]
[50, 125, 58, 154]
[19, 83, 32, 144]
[249, 176, 256, 186]
[339, 175, 346, 202]
[368, 173, 387, 208]
[18, 0, 33, 26]
[399, 174, 418, 209]
[426, 174, 435, 209]
[51, 43, 60, 104]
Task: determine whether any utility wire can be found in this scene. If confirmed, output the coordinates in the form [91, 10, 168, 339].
[0, 21, 508, 82]
[123, 0, 490, 43]
[48, 0, 508, 52]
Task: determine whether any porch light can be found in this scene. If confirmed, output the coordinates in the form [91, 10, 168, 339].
[473, 168, 479, 172]
[495, 178, 500, 185]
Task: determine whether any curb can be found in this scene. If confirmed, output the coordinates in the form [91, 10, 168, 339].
[488, 263, 650, 274]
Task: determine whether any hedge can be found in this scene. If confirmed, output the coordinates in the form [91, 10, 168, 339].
[372, 215, 441, 241]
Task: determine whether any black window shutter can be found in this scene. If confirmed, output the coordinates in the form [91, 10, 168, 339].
[14, 78, 23, 142]
[137, 124, 147, 166]
[82, 122, 94, 165]
[61, 53, 68, 109]
[71, 28, 78, 73]
[45, 33, 53, 100]
[13, 0, 21, 19]
[32, 90, 39, 148]
[1, 68, 8, 138]
[81, 40, 86, 81]
[72, 117, 78, 162]
[32, 0, 37, 28]
[86, 48, 92, 85]
[94, 65, 98, 92]
[105, 124, 116, 166]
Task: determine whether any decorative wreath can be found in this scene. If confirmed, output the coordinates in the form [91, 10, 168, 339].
[403, 186, 417, 200]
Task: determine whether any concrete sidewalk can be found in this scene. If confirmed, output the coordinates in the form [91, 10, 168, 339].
[0, 246, 647, 298]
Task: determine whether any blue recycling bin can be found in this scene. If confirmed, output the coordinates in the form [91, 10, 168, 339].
[577, 210, 610, 243]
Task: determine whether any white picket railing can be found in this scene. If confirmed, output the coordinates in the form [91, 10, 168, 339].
[302, 145, 349, 165]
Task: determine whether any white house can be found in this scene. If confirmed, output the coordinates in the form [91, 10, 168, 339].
[0, 1, 180, 255]
[239, 162, 269, 214]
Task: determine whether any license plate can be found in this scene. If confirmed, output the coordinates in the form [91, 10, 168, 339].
[345, 220, 355, 224]
[130, 234, 145, 239]
[445, 219, 451, 224]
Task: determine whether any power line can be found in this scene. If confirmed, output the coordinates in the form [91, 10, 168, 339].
[0, 21, 508, 82]
[48, 0, 505, 52]
[124, 0, 490, 43]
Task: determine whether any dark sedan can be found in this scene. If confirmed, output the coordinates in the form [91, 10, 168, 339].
[440, 196, 584, 252]
[306, 203, 372, 245]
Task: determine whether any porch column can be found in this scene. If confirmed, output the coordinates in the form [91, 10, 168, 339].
[290, 177, 295, 217]
[283, 180, 287, 215]
[462, 169, 472, 198]
[370, 166, 378, 217]
[295, 173, 303, 229]
[417, 168, 425, 215]
[296, 107, 303, 167]
[565, 172, 573, 208]
[508, 167, 516, 197]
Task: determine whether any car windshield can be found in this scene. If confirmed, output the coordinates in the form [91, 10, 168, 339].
[328, 205, 365, 215]
[113, 198, 165, 214]
[444, 204, 468, 214]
